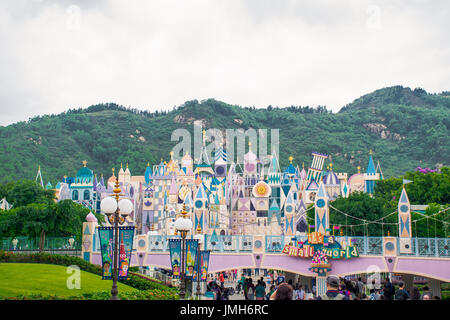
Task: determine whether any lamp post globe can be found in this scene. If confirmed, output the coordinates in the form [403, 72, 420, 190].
[174, 217, 192, 232]
[118, 198, 133, 216]
[100, 197, 117, 215]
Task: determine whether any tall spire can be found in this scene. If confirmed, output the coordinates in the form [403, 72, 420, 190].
[366, 152, 376, 174]
[197, 128, 211, 165]
[35, 165, 44, 188]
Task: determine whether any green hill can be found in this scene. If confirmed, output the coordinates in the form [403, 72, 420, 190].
[0, 85, 449, 183]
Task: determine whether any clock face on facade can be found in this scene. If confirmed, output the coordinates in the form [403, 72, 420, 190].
[285, 205, 293, 213]
[400, 204, 409, 213]
[252, 181, 271, 197]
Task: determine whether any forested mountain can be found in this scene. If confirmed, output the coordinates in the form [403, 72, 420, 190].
[0, 86, 448, 184]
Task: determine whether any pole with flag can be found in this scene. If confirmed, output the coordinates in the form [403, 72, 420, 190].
[403, 179, 413, 185]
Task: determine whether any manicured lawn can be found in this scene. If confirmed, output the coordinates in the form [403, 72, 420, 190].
[0, 263, 137, 297]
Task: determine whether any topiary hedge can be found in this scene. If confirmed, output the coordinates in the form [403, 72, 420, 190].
[0, 289, 179, 300]
[0, 251, 178, 294]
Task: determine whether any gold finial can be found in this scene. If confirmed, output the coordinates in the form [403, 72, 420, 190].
[170, 151, 174, 159]
[38, 165, 41, 170]
[248, 141, 252, 150]
[147, 162, 150, 167]
[357, 166, 361, 174]
[112, 167, 115, 175]
[302, 162, 305, 169]
[152, 223, 155, 231]
[64, 175, 67, 179]
[340, 229, 344, 236]
[120, 162, 123, 169]
[126, 163, 129, 169]
[181, 203, 188, 218]
[330, 163, 333, 170]
[82, 160, 87, 167]
[289, 156, 293, 163]
[196, 224, 202, 234]
[387, 230, 390, 236]
[370, 149, 373, 155]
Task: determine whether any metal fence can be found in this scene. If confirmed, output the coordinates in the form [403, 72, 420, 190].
[1, 237, 81, 255]
[104, 234, 450, 257]
[398, 237, 450, 257]
[204, 235, 253, 253]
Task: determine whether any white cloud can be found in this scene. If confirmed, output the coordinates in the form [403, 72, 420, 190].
[0, 0, 449, 125]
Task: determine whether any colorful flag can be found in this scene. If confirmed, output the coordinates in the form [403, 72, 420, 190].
[403, 179, 413, 185]
[184, 239, 199, 278]
[98, 227, 114, 280]
[169, 239, 182, 278]
[194, 250, 210, 282]
[118, 226, 135, 279]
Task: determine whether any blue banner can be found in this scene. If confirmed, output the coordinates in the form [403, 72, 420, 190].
[98, 227, 114, 280]
[169, 239, 182, 278]
[118, 226, 135, 280]
[184, 239, 199, 278]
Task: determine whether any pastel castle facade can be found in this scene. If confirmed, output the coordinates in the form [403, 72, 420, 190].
[53, 137, 383, 238]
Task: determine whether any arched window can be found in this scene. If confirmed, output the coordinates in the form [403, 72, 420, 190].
[84, 190, 90, 200]
[72, 190, 79, 200]
[297, 217, 307, 233]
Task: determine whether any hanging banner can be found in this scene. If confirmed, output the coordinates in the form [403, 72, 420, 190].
[199, 250, 210, 282]
[118, 226, 135, 280]
[184, 239, 199, 278]
[193, 250, 210, 282]
[98, 227, 114, 280]
[169, 239, 182, 278]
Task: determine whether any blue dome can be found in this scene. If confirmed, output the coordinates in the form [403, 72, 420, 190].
[284, 164, 296, 175]
[76, 167, 93, 178]
[324, 171, 339, 185]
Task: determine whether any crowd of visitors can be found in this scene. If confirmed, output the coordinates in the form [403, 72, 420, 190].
[206, 270, 442, 300]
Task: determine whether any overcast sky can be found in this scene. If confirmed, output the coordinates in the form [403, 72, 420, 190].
[0, 0, 449, 126]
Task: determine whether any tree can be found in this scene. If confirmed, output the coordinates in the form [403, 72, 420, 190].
[0, 200, 102, 251]
[307, 192, 395, 236]
[375, 167, 450, 206]
[3, 180, 55, 208]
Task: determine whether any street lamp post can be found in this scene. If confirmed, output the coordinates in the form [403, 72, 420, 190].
[100, 169, 133, 300]
[174, 204, 192, 300]
[193, 226, 203, 299]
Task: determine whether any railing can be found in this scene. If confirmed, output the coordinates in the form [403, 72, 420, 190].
[397, 238, 450, 257]
[147, 235, 179, 252]
[1, 237, 81, 255]
[89, 234, 450, 258]
[266, 235, 286, 252]
[204, 235, 253, 253]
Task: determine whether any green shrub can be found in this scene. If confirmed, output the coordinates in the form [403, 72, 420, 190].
[0, 289, 179, 300]
[0, 251, 178, 294]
